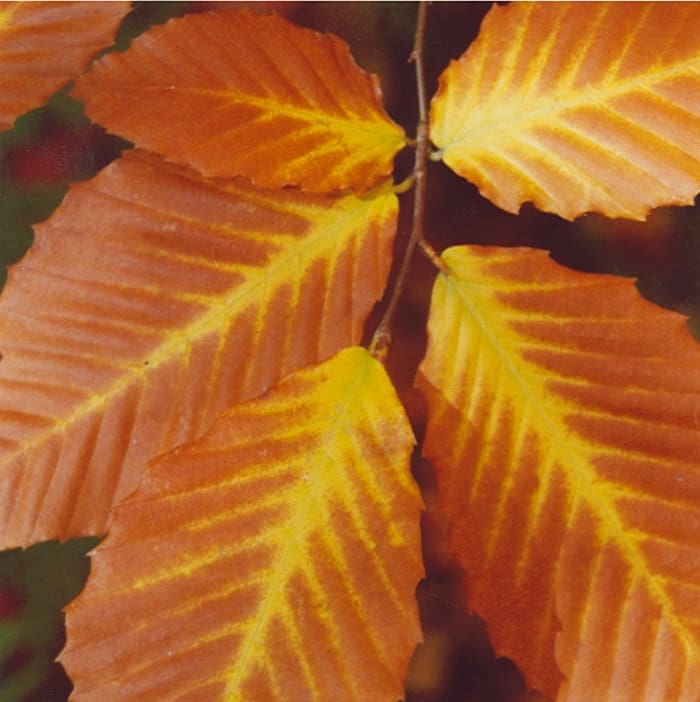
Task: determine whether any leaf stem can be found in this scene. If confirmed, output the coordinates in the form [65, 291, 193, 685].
[371, 0, 430, 361]
[419, 238, 449, 275]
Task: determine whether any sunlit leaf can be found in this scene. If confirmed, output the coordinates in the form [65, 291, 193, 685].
[0, 1, 129, 131]
[430, 3, 700, 220]
[0, 150, 398, 548]
[417, 246, 700, 700]
[62, 346, 423, 702]
[72, 9, 406, 193]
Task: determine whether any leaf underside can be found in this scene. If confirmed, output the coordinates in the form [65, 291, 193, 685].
[0, 1, 129, 131]
[62, 346, 423, 702]
[72, 9, 406, 193]
[430, 2, 700, 220]
[0, 149, 398, 547]
[418, 245, 700, 701]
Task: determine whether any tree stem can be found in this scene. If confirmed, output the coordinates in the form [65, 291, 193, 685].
[371, 0, 430, 360]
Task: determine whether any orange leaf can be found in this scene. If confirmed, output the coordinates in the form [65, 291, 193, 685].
[62, 346, 423, 702]
[72, 9, 405, 193]
[0, 1, 128, 131]
[430, 3, 700, 220]
[417, 246, 700, 700]
[0, 150, 398, 547]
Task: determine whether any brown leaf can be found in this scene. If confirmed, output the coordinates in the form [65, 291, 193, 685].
[0, 150, 398, 547]
[62, 347, 423, 702]
[72, 9, 406, 193]
[0, 1, 129, 131]
[418, 245, 700, 700]
[431, 3, 700, 220]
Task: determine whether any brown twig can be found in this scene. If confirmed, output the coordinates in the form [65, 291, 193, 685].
[371, 0, 430, 361]
[419, 238, 449, 275]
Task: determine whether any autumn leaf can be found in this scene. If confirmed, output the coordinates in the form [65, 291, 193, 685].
[417, 245, 700, 700]
[430, 2, 700, 221]
[72, 9, 406, 193]
[0, 1, 129, 131]
[61, 346, 423, 702]
[0, 149, 398, 548]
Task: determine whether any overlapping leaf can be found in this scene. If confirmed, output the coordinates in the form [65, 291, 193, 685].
[417, 246, 700, 700]
[430, 3, 700, 220]
[0, 1, 128, 131]
[0, 149, 398, 548]
[72, 9, 406, 193]
[61, 346, 423, 702]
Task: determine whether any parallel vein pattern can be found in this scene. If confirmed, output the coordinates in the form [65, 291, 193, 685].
[61, 347, 423, 702]
[417, 246, 700, 700]
[430, 2, 700, 220]
[0, 150, 398, 547]
[0, 1, 128, 131]
[73, 9, 405, 193]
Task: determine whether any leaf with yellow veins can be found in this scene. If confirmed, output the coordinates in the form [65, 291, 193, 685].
[0, 149, 398, 547]
[431, 3, 700, 220]
[0, 1, 129, 131]
[72, 9, 406, 194]
[62, 346, 423, 702]
[417, 245, 700, 700]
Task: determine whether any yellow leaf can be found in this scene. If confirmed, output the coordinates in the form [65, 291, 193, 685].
[62, 346, 423, 702]
[417, 246, 700, 700]
[430, 3, 700, 220]
[72, 9, 406, 193]
[0, 150, 398, 547]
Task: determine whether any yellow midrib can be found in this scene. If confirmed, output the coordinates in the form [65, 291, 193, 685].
[438, 56, 700, 151]
[3, 188, 391, 504]
[443, 258, 700, 663]
[223, 348, 375, 700]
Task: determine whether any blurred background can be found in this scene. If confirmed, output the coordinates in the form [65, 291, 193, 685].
[1, 3, 699, 700]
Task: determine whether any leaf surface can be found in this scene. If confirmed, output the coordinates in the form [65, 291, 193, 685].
[72, 9, 405, 193]
[430, 3, 700, 220]
[62, 346, 423, 702]
[0, 150, 398, 547]
[417, 246, 700, 700]
[0, 1, 129, 131]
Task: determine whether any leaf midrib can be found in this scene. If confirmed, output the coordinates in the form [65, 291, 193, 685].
[5, 185, 393, 495]
[441, 57, 700, 150]
[445, 261, 699, 661]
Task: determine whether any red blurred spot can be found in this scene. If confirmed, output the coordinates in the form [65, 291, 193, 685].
[5, 122, 116, 187]
[0, 584, 25, 618]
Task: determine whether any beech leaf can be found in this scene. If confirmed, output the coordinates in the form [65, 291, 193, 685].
[430, 2, 700, 220]
[61, 346, 423, 702]
[417, 246, 700, 700]
[0, 1, 129, 131]
[0, 150, 398, 547]
[72, 9, 406, 193]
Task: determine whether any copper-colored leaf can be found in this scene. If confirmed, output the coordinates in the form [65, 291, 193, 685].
[417, 246, 700, 700]
[0, 149, 398, 548]
[72, 9, 405, 193]
[430, 3, 700, 220]
[62, 346, 423, 701]
[0, 1, 129, 131]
